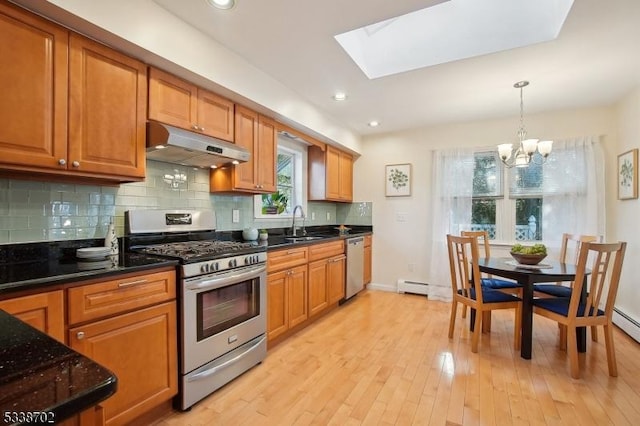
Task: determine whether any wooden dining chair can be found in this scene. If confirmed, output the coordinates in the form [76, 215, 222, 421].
[533, 233, 601, 346]
[461, 230, 522, 294]
[447, 234, 522, 353]
[533, 241, 626, 379]
[533, 233, 600, 298]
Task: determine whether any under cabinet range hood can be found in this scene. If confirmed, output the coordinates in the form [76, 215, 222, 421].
[146, 121, 250, 168]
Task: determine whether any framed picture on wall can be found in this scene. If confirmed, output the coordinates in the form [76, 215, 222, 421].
[618, 148, 638, 200]
[385, 163, 411, 197]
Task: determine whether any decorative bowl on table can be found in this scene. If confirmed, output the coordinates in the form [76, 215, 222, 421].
[510, 252, 547, 265]
[510, 243, 547, 265]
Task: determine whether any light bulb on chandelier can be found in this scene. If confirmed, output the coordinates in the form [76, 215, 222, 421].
[497, 81, 553, 168]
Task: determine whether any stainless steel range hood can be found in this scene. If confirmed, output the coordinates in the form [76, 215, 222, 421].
[146, 122, 250, 168]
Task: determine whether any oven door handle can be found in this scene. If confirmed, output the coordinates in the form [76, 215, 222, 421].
[187, 335, 267, 382]
[185, 264, 266, 292]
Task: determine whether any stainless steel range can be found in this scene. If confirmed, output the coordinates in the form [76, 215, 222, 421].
[125, 210, 267, 410]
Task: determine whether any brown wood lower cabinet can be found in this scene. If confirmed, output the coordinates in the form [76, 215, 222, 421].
[0, 290, 65, 342]
[364, 235, 372, 285]
[267, 264, 308, 341]
[308, 254, 345, 316]
[66, 268, 177, 426]
[68, 302, 177, 426]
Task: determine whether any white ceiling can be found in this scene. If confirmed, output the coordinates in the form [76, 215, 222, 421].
[152, 0, 640, 136]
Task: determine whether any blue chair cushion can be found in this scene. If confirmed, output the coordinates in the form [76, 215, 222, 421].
[481, 278, 522, 290]
[533, 297, 604, 317]
[533, 284, 572, 298]
[458, 288, 521, 303]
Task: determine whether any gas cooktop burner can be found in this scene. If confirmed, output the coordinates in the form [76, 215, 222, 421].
[137, 240, 257, 261]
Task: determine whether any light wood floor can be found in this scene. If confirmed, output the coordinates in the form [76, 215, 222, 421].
[153, 290, 640, 425]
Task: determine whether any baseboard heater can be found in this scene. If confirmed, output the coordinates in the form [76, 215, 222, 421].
[613, 308, 640, 343]
[397, 279, 428, 296]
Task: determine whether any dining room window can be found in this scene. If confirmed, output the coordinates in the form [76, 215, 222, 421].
[436, 137, 604, 244]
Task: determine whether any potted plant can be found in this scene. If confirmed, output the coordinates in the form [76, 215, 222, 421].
[261, 191, 288, 215]
[259, 229, 269, 241]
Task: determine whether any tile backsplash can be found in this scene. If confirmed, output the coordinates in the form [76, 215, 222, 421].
[0, 161, 372, 244]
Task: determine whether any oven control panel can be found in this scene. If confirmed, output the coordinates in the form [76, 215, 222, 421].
[184, 251, 267, 278]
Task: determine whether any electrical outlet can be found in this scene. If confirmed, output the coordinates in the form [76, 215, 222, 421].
[311, 212, 315, 221]
[396, 212, 408, 222]
[326, 212, 331, 221]
[232, 209, 240, 223]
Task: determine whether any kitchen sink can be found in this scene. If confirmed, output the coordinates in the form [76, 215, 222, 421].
[284, 236, 324, 242]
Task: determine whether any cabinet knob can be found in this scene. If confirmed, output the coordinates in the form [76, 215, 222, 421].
[76, 331, 85, 340]
[199, 127, 205, 132]
[192, 124, 201, 131]
[72, 161, 80, 168]
[58, 159, 66, 166]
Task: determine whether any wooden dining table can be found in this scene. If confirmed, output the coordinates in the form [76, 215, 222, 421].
[477, 257, 588, 360]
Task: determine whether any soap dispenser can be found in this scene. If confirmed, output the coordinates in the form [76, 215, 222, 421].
[105, 217, 119, 255]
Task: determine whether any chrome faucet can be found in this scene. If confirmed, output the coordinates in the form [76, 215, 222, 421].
[291, 205, 306, 236]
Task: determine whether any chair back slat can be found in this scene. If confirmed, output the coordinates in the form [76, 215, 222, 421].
[569, 242, 626, 319]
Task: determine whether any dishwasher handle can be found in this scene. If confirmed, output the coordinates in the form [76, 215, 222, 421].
[347, 237, 364, 245]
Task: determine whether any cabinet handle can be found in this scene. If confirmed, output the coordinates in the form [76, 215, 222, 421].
[118, 279, 148, 288]
[192, 124, 200, 131]
[76, 331, 85, 340]
[72, 161, 80, 168]
[58, 159, 66, 166]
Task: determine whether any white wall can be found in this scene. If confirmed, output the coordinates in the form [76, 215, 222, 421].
[355, 106, 618, 291]
[613, 87, 640, 336]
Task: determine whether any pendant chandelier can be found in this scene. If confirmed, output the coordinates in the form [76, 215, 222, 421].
[497, 81, 553, 168]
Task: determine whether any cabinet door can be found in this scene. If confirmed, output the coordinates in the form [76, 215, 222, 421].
[197, 88, 234, 141]
[288, 265, 308, 328]
[308, 259, 329, 317]
[267, 270, 288, 341]
[339, 152, 353, 201]
[148, 67, 197, 131]
[0, 2, 68, 169]
[68, 34, 146, 178]
[233, 105, 259, 190]
[364, 244, 372, 285]
[69, 302, 177, 426]
[328, 255, 346, 304]
[0, 290, 64, 342]
[325, 146, 342, 200]
[257, 114, 277, 193]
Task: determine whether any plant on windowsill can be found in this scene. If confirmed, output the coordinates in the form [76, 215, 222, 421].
[261, 191, 288, 215]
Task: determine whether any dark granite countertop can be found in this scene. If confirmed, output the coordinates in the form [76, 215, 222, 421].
[0, 309, 117, 425]
[0, 239, 177, 296]
[261, 225, 373, 250]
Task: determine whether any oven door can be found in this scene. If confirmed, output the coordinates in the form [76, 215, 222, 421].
[182, 264, 266, 374]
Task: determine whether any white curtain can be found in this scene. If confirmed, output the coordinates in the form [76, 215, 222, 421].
[427, 148, 476, 301]
[540, 136, 605, 248]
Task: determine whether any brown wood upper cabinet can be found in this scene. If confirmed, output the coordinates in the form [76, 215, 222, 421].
[148, 67, 234, 142]
[210, 105, 277, 194]
[0, 2, 147, 183]
[309, 145, 353, 202]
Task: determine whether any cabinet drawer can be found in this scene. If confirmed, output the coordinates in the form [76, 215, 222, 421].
[67, 270, 176, 325]
[268, 247, 308, 272]
[308, 240, 344, 262]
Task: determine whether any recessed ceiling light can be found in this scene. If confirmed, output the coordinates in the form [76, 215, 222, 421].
[206, 0, 236, 10]
[332, 92, 348, 101]
[368, 121, 380, 127]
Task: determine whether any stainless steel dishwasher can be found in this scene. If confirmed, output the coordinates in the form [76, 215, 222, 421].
[345, 236, 365, 300]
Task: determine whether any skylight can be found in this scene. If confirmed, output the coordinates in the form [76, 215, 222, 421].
[335, 0, 574, 79]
